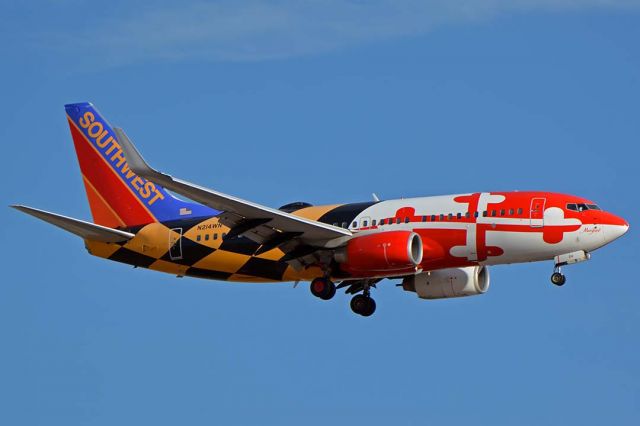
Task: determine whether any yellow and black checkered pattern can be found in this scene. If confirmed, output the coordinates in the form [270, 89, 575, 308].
[85, 202, 376, 282]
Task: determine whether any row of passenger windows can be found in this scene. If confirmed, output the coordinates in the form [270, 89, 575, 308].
[334, 208, 526, 229]
[567, 203, 600, 212]
[196, 232, 227, 242]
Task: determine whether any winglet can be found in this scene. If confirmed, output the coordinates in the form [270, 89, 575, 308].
[114, 127, 182, 193]
[113, 127, 160, 179]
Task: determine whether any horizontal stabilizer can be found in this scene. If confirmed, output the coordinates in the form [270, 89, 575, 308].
[11, 205, 135, 243]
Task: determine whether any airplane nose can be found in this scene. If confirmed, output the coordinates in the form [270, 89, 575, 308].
[605, 219, 629, 242]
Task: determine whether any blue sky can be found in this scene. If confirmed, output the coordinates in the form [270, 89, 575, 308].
[1, 1, 639, 425]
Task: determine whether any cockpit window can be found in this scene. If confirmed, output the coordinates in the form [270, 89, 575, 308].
[567, 203, 600, 212]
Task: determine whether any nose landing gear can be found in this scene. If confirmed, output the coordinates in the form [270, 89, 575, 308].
[550, 269, 566, 286]
[550, 262, 567, 286]
[549, 250, 591, 286]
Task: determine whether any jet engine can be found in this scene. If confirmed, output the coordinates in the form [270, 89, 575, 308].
[402, 266, 490, 299]
[335, 231, 423, 273]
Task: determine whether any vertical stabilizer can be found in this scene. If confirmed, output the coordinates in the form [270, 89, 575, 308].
[65, 102, 216, 228]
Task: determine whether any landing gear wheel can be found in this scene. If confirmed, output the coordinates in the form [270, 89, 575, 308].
[310, 277, 336, 300]
[551, 272, 566, 286]
[350, 294, 376, 316]
[361, 297, 376, 317]
[350, 294, 367, 314]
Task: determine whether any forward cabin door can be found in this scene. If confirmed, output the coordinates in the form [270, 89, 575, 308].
[529, 198, 546, 228]
[169, 227, 183, 260]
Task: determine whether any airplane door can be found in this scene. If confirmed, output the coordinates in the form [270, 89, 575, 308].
[169, 227, 183, 260]
[530, 198, 546, 228]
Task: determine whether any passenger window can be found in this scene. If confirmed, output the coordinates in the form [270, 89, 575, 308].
[363, 220, 368, 227]
[491, 210, 496, 217]
[379, 219, 385, 225]
[448, 213, 453, 220]
[431, 215, 436, 221]
[205, 234, 210, 241]
[509, 208, 514, 215]
[474, 211, 479, 218]
[517, 208, 523, 215]
[196, 235, 201, 242]
[404, 217, 410, 223]
[482, 211, 488, 217]
[439, 214, 444, 221]
[500, 209, 505, 216]
[422, 216, 427, 222]
[341, 222, 348, 228]
[457, 213, 462, 219]
[212, 234, 217, 240]
[396, 217, 401, 224]
[352, 221, 358, 228]
[465, 212, 470, 219]
[372, 219, 377, 226]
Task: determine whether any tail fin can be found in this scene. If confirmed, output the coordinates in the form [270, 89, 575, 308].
[65, 102, 216, 228]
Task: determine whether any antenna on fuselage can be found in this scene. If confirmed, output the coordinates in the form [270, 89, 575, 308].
[372, 193, 380, 202]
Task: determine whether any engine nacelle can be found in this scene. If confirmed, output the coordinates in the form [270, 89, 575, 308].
[336, 231, 423, 273]
[402, 266, 490, 299]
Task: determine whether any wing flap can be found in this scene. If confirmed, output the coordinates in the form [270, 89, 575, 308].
[11, 205, 135, 243]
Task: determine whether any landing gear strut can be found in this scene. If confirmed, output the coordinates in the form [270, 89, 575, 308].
[310, 277, 336, 300]
[350, 286, 376, 316]
[549, 251, 590, 286]
[550, 266, 566, 286]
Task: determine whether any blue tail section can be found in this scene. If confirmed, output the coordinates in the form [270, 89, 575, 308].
[65, 102, 219, 226]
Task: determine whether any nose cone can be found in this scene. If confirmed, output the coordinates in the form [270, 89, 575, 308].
[604, 215, 629, 243]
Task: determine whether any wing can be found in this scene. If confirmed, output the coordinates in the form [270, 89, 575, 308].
[115, 128, 351, 260]
[11, 205, 135, 243]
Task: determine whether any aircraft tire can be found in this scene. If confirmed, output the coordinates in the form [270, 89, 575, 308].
[551, 272, 566, 286]
[360, 297, 376, 317]
[310, 277, 336, 300]
[351, 294, 376, 316]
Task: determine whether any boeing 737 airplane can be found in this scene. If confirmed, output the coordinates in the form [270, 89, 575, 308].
[12, 103, 629, 316]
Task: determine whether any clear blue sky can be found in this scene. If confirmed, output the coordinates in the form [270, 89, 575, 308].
[1, 1, 639, 425]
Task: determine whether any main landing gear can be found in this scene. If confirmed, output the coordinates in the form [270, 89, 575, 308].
[310, 277, 336, 300]
[350, 290, 376, 317]
[550, 267, 566, 287]
[310, 277, 377, 316]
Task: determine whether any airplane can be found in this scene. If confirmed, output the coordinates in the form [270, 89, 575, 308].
[11, 102, 629, 316]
